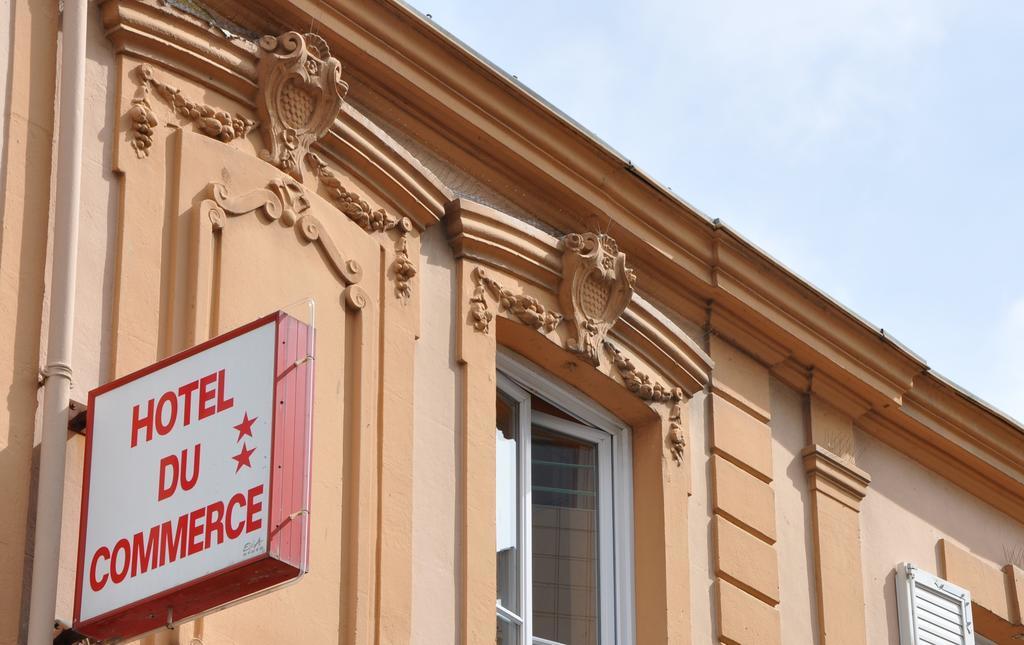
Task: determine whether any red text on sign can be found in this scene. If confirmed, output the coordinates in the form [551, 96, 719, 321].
[131, 369, 234, 447]
[89, 484, 264, 592]
[157, 444, 201, 501]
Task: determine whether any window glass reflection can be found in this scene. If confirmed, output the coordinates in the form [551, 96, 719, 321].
[496, 394, 520, 617]
[531, 427, 598, 645]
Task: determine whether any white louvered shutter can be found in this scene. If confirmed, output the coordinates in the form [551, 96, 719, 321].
[896, 563, 975, 645]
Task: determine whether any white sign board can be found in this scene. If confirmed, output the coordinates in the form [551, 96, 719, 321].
[74, 313, 313, 640]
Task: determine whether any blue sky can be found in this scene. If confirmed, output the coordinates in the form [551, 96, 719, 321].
[408, 0, 1024, 422]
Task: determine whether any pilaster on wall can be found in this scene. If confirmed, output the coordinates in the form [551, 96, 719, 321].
[454, 259, 498, 645]
[803, 395, 870, 645]
[708, 337, 782, 645]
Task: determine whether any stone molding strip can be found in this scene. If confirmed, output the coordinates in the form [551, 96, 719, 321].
[447, 198, 710, 395]
[104, 0, 451, 231]
[801, 444, 871, 511]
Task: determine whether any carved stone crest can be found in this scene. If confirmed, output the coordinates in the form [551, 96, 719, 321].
[559, 232, 636, 365]
[256, 32, 347, 180]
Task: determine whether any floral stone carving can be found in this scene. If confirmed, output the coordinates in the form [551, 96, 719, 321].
[559, 232, 636, 366]
[308, 152, 416, 299]
[469, 276, 493, 333]
[128, 64, 254, 157]
[256, 32, 347, 180]
[668, 401, 686, 464]
[473, 268, 562, 333]
[605, 340, 686, 463]
[605, 341, 681, 404]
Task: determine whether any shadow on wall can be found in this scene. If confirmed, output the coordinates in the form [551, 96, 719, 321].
[857, 427, 1024, 643]
[773, 377, 821, 645]
[861, 428, 1024, 566]
[1, 1, 59, 643]
[84, 0, 120, 388]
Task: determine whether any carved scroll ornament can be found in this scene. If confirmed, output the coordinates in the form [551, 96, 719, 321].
[256, 32, 347, 180]
[559, 233, 636, 366]
[200, 178, 362, 287]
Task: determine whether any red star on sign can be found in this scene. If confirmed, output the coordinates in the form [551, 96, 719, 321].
[233, 413, 256, 442]
[232, 443, 255, 473]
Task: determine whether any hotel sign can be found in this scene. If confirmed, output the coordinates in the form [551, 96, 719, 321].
[74, 312, 314, 641]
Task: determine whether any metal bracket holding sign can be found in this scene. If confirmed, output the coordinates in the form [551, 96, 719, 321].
[73, 311, 314, 641]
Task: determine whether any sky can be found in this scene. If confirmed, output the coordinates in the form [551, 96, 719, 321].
[406, 0, 1024, 422]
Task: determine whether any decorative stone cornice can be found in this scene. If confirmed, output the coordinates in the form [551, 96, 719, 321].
[127, 63, 255, 157]
[125, 36, 416, 299]
[859, 387, 1024, 525]
[256, 31, 347, 180]
[473, 268, 562, 333]
[104, 0, 1024, 534]
[446, 199, 711, 395]
[106, 1, 452, 232]
[801, 444, 871, 511]
[559, 232, 635, 366]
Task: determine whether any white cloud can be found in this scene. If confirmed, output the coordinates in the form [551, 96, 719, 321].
[626, 0, 963, 151]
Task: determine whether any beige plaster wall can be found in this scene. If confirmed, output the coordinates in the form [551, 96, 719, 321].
[769, 378, 819, 645]
[0, 0, 10, 205]
[859, 426, 1024, 643]
[72, 1, 118, 396]
[0, 0, 57, 640]
[688, 389, 715, 644]
[410, 224, 460, 643]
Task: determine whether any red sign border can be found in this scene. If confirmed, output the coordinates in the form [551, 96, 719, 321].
[72, 311, 312, 639]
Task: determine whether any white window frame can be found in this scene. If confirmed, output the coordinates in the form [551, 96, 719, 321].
[896, 562, 975, 645]
[497, 350, 636, 645]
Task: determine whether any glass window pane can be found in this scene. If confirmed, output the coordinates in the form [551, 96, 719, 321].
[496, 394, 520, 615]
[531, 427, 598, 645]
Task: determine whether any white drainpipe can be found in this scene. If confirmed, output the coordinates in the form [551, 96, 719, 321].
[26, 0, 88, 642]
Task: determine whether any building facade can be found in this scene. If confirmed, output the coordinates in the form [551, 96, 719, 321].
[1, 1, 1023, 643]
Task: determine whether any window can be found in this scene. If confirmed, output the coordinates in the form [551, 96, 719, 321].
[896, 563, 976, 645]
[496, 354, 634, 645]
